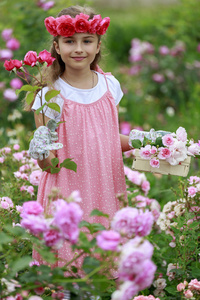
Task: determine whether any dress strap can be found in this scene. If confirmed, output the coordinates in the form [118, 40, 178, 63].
[95, 64, 112, 92]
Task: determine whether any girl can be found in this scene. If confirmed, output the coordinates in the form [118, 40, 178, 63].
[28, 4, 131, 296]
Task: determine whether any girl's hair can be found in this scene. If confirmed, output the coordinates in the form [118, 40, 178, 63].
[24, 5, 102, 111]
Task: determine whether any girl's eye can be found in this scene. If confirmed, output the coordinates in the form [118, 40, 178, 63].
[65, 40, 73, 44]
[84, 40, 92, 44]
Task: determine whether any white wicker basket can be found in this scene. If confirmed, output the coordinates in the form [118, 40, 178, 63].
[132, 149, 191, 177]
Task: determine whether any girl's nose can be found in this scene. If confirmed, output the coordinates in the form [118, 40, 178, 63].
[75, 42, 83, 53]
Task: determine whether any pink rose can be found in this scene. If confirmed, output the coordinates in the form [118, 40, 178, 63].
[28, 296, 43, 300]
[184, 290, 193, 299]
[96, 230, 120, 251]
[74, 13, 90, 33]
[0, 197, 14, 209]
[56, 15, 75, 37]
[177, 282, 186, 292]
[13, 144, 20, 151]
[21, 201, 44, 216]
[162, 134, 174, 147]
[134, 259, 157, 290]
[10, 78, 23, 90]
[158, 147, 171, 160]
[188, 186, 197, 198]
[4, 59, 22, 71]
[2, 147, 11, 154]
[20, 214, 47, 235]
[119, 237, 154, 276]
[96, 17, 110, 35]
[16, 205, 23, 213]
[27, 186, 35, 195]
[134, 296, 160, 300]
[13, 152, 24, 161]
[29, 170, 42, 186]
[111, 207, 154, 237]
[44, 16, 58, 36]
[187, 143, 200, 156]
[152, 73, 165, 83]
[24, 51, 38, 67]
[43, 228, 63, 248]
[6, 38, 20, 51]
[39, 0, 54, 11]
[0, 157, 5, 163]
[3, 88, 18, 102]
[188, 176, 200, 184]
[188, 279, 200, 290]
[0, 49, 13, 61]
[141, 180, 150, 195]
[89, 15, 102, 34]
[140, 145, 152, 159]
[1, 28, 13, 41]
[38, 49, 55, 66]
[29, 260, 40, 267]
[120, 121, 131, 135]
[176, 127, 187, 142]
[112, 281, 139, 300]
[53, 199, 83, 244]
[150, 158, 160, 168]
[159, 45, 170, 55]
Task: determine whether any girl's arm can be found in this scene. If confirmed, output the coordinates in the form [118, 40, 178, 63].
[34, 112, 57, 173]
[117, 105, 132, 152]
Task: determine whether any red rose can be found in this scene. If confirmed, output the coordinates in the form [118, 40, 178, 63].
[24, 51, 38, 67]
[74, 13, 90, 33]
[44, 16, 58, 36]
[56, 15, 75, 37]
[89, 15, 102, 34]
[97, 17, 110, 35]
[4, 59, 22, 71]
[38, 49, 55, 66]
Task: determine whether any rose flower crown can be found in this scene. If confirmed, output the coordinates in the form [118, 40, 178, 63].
[44, 13, 110, 37]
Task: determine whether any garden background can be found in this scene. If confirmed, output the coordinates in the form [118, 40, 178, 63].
[0, 0, 200, 299]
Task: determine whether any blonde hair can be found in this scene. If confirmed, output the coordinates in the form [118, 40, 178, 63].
[24, 5, 102, 111]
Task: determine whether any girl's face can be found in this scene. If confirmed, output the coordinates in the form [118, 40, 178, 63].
[54, 33, 101, 72]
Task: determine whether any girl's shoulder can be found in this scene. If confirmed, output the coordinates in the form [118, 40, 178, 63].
[97, 71, 121, 88]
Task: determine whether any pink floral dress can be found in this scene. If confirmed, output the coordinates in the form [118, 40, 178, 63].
[33, 73, 127, 273]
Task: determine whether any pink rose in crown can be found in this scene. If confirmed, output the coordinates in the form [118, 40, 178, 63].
[4, 59, 22, 71]
[97, 17, 110, 35]
[24, 51, 38, 67]
[38, 49, 55, 66]
[56, 15, 75, 37]
[74, 13, 90, 33]
[89, 15, 102, 34]
[44, 16, 58, 36]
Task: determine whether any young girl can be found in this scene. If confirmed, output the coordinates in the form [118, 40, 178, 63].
[28, 3, 131, 291]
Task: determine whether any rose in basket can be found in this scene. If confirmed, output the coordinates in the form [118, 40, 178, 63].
[129, 127, 200, 169]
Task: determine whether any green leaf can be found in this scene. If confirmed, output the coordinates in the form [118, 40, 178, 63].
[35, 103, 46, 115]
[83, 257, 100, 274]
[90, 223, 106, 233]
[50, 167, 61, 174]
[155, 136, 163, 147]
[79, 220, 91, 228]
[165, 286, 178, 295]
[0, 232, 13, 244]
[90, 209, 109, 218]
[131, 139, 142, 149]
[60, 158, 77, 172]
[47, 102, 61, 113]
[11, 256, 32, 275]
[16, 84, 34, 95]
[45, 89, 60, 102]
[26, 91, 34, 105]
[51, 157, 59, 167]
